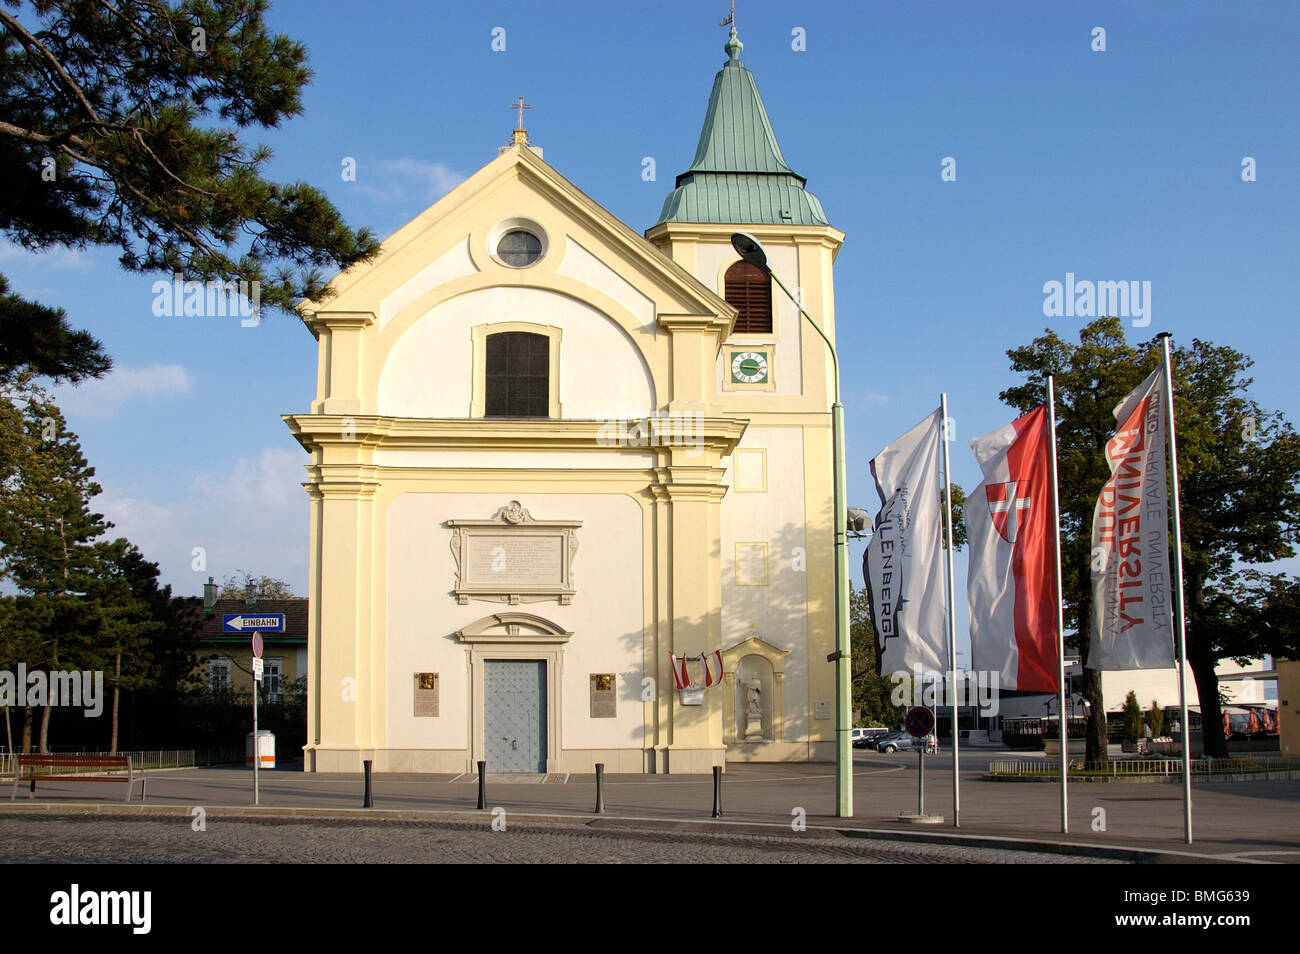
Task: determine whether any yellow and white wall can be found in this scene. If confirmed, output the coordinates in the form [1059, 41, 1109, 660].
[287, 143, 843, 773]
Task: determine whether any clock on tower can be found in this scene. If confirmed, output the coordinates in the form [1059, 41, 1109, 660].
[730, 349, 770, 385]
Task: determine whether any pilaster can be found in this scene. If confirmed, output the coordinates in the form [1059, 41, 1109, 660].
[308, 311, 375, 415]
[659, 312, 733, 413]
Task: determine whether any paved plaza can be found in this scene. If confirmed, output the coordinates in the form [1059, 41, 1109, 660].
[4, 750, 1297, 863]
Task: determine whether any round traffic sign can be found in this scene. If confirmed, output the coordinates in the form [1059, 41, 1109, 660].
[251, 631, 263, 659]
[905, 706, 935, 739]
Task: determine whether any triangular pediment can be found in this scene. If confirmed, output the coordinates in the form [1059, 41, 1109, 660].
[303, 145, 734, 324]
[722, 633, 789, 672]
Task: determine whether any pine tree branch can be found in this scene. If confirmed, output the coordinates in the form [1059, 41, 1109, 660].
[0, 8, 105, 126]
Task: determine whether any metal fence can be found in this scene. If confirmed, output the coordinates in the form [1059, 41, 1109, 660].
[989, 754, 1300, 778]
[0, 747, 243, 778]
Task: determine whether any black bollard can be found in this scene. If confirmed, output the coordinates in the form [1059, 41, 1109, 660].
[476, 759, 487, 810]
[362, 759, 373, 808]
[594, 762, 606, 814]
[711, 765, 722, 818]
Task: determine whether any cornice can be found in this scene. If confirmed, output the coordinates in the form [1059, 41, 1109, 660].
[645, 221, 845, 252]
[305, 311, 376, 336]
[659, 312, 734, 336]
[284, 414, 748, 457]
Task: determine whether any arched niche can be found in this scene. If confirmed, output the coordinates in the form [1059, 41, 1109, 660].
[722, 634, 789, 744]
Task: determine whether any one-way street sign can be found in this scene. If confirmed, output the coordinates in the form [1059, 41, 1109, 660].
[223, 613, 285, 633]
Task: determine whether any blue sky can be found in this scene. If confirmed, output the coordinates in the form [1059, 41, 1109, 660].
[3, 0, 1297, 628]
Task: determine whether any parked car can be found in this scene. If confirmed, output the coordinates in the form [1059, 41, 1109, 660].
[851, 727, 891, 749]
[874, 731, 912, 753]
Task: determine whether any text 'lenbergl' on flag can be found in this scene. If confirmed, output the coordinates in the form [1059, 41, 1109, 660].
[966, 405, 1059, 692]
[864, 408, 948, 676]
[1090, 366, 1176, 669]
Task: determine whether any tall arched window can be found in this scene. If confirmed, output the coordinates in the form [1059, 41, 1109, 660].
[724, 260, 773, 335]
[485, 331, 550, 417]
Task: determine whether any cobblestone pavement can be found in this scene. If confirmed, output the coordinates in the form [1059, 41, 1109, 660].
[0, 813, 1122, 864]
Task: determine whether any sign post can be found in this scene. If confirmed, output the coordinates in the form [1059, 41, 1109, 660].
[251, 632, 263, 805]
[900, 706, 942, 824]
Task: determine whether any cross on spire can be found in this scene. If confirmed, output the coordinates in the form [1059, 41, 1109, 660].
[510, 96, 532, 131]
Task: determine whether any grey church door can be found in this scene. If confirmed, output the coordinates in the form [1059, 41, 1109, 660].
[484, 660, 547, 773]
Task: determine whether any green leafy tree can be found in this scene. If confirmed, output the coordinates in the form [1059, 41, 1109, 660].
[941, 483, 967, 549]
[0, 0, 380, 376]
[1002, 317, 1300, 759]
[1211, 573, 1300, 663]
[1148, 700, 1164, 738]
[1122, 690, 1142, 746]
[218, 571, 296, 600]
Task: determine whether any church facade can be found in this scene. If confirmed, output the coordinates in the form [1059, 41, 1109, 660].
[286, 30, 846, 774]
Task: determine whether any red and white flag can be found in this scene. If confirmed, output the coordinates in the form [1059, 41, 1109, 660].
[1089, 367, 1176, 669]
[966, 406, 1058, 692]
[669, 653, 691, 690]
[699, 650, 724, 688]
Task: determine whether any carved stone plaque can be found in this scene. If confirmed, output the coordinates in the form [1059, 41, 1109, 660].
[448, 501, 581, 605]
[467, 535, 563, 585]
[414, 673, 439, 717]
[590, 674, 616, 718]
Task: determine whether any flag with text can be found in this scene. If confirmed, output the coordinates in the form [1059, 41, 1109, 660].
[864, 409, 949, 676]
[1089, 367, 1176, 669]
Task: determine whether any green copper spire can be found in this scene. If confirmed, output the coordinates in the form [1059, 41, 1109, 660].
[654, 29, 830, 227]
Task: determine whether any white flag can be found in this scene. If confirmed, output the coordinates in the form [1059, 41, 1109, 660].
[864, 409, 948, 676]
[1089, 367, 1176, 669]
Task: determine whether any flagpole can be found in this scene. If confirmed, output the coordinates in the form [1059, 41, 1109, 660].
[940, 392, 960, 827]
[1047, 376, 1069, 834]
[1158, 332, 1193, 844]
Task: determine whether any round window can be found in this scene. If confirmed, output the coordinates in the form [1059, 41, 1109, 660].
[496, 229, 543, 267]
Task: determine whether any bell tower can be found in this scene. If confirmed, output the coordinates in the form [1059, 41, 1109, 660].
[646, 26, 847, 762]
[645, 25, 844, 414]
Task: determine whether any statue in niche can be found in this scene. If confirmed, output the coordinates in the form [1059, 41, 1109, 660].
[742, 674, 765, 742]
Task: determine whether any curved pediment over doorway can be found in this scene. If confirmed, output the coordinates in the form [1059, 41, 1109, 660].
[454, 612, 574, 644]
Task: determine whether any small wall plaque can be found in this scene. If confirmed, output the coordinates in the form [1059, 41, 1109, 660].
[415, 672, 439, 717]
[590, 673, 616, 718]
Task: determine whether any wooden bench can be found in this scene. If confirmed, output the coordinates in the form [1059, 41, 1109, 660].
[11, 754, 140, 802]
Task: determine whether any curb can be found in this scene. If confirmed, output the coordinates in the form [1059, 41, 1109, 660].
[984, 772, 1300, 784]
[0, 801, 1261, 864]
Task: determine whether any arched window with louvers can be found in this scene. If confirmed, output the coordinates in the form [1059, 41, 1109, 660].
[723, 260, 773, 335]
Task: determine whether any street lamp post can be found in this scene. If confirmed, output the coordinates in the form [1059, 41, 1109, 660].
[730, 233, 852, 817]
